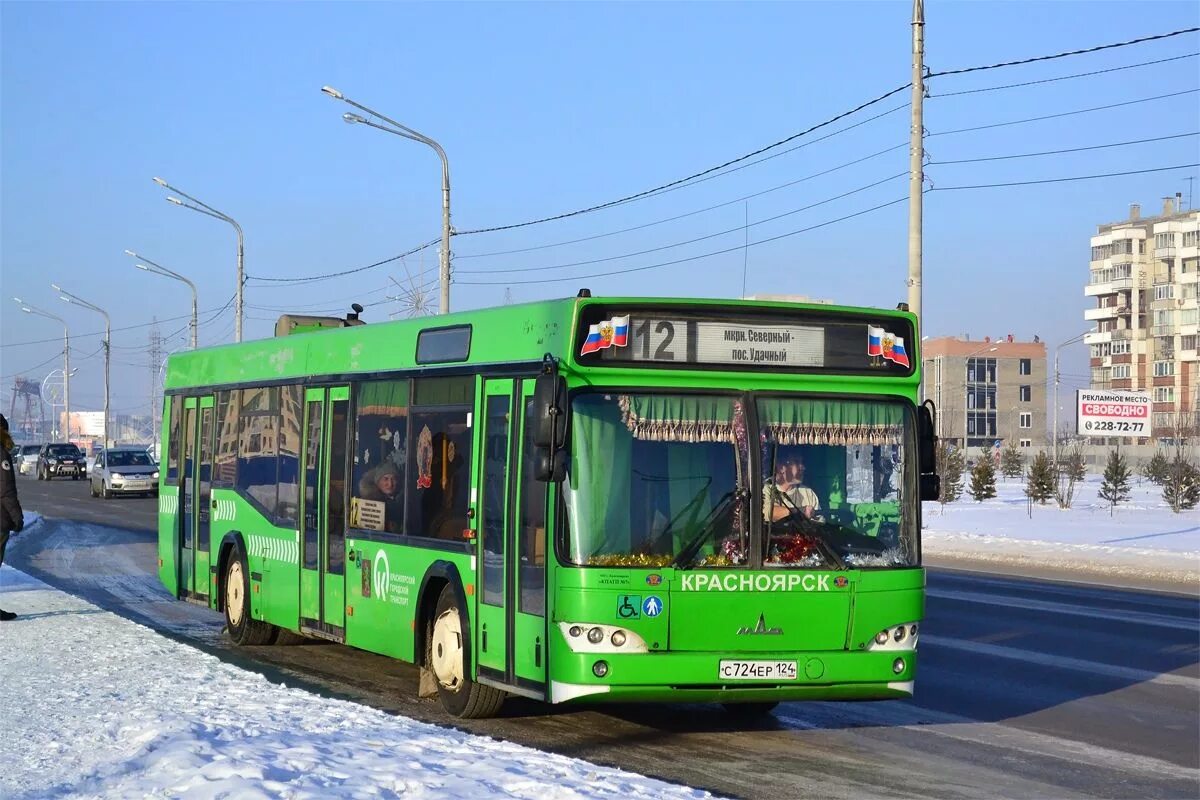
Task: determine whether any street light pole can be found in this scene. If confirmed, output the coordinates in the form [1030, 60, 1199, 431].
[52, 285, 109, 449]
[125, 250, 199, 349]
[152, 178, 244, 341]
[1052, 330, 1093, 470]
[322, 86, 453, 314]
[14, 298, 71, 441]
[907, 0, 925, 327]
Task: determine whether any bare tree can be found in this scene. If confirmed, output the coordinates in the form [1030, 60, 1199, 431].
[1055, 439, 1087, 509]
[1161, 408, 1200, 513]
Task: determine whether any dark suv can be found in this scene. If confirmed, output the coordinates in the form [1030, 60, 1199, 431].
[37, 442, 85, 480]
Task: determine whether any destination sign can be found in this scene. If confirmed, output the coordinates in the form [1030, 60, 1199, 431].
[601, 317, 825, 367]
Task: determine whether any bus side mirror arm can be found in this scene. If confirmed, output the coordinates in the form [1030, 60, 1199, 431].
[534, 354, 569, 482]
[918, 400, 939, 501]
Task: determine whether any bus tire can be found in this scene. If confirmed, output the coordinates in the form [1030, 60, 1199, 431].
[222, 541, 274, 646]
[426, 584, 505, 719]
[722, 701, 779, 716]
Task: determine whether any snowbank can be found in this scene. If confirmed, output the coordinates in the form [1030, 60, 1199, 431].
[0, 567, 712, 800]
[923, 474, 1199, 585]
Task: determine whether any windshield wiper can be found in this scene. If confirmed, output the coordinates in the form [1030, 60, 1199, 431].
[671, 489, 742, 570]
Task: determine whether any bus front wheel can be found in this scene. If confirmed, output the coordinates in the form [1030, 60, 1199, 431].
[426, 584, 505, 719]
[223, 542, 275, 646]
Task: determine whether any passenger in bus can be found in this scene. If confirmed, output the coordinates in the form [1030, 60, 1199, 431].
[359, 461, 404, 533]
[763, 451, 821, 522]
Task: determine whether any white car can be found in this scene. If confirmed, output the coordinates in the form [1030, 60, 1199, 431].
[90, 448, 160, 498]
[16, 444, 41, 475]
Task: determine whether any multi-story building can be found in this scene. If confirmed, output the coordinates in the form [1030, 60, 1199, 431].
[1085, 196, 1199, 440]
[921, 335, 1048, 451]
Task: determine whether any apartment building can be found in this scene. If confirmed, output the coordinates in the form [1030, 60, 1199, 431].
[921, 335, 1047, 451]
[1085, 196, 1199, 440]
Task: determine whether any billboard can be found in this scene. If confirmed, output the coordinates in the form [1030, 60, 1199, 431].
[1076, 390, 1151, 438]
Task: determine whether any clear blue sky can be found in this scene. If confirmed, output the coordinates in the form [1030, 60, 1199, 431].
[2, 1, 1198, 423]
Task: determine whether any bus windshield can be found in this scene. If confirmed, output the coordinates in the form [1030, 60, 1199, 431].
[562, 392, 917, 569]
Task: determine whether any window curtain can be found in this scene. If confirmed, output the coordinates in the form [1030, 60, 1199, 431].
[759, 399, 903, 446]
[358, 380, 409, 416]
[618, 395, 735, 442]
[565, 399, 632, 561]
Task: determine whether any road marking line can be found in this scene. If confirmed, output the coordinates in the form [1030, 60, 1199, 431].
[927, 588, 1197, 631]
[925, 634, 1200, 691]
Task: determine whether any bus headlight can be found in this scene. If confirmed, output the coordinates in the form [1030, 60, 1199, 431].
[558, 622, 648, 654]
[867, 622, 919, 652]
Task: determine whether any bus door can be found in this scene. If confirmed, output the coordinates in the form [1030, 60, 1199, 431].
[476, 378, 547, 696]
[178, 395, 213, 600]
[300, 386, 350, 637]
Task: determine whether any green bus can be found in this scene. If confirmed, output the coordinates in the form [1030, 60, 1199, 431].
[158, 294, 937, 718]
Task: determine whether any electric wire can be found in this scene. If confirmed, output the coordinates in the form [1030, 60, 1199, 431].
[457, 196, 908, 286]
[928, 132, 1199, 165]
[928, 89, 1198, 137]
[458, 172, 907, 276]
[929, 52, 1200, 97]
[930, 163, 1200, 191]
[926, 27, 1200, 78]
[246, 237, 440, 285]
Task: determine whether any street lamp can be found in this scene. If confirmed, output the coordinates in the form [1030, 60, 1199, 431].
[152, 177, 244, 342]
[322, 85, 453, 315]
[52, 284, 110, 450]
[1053, 330, 1095, 469]
[125, 249, 198, 349]
[14, 297, 71, 440]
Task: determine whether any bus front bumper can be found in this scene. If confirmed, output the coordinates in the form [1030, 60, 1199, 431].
[548, 649, 918, 705]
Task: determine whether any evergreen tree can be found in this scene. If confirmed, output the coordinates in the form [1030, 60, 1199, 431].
[936, 441, 965, 505]
[1162, 457, 1200, 512]
[968, 448, 997, 501]
[1000, 442, 1023, 479]
[1064, 449, 1087, 482]
[1097, 450, 1132, 515]
[1025, 451, 1055, 504]
[1143, 452, 1170, 485]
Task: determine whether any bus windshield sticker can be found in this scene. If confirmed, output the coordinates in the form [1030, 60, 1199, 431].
[580, 315, 630, 355]
[617, 595, 641, 619]
[867, 326, 910, 368]
[416, 426, 433, 489]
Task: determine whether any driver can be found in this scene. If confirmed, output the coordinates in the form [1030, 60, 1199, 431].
[763, 452, 821, 522]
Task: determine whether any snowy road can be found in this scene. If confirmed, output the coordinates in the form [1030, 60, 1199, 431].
[5, 475, 1199, 799]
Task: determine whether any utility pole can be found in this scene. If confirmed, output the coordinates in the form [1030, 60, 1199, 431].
[149, 319, 164, 453]
[907, 0, 925, 329]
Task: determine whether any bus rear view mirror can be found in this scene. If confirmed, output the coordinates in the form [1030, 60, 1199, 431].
[920, 473, 941, 502]
[534, 448, 566, 483]
[533, 373, 568, 449]
[917, 400, 937, 475]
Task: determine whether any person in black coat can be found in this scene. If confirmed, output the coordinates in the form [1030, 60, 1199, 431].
[0, 413, 25, 621]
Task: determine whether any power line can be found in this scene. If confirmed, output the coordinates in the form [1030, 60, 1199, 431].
[1, 300, 235, 350]
[246, 238, 440, 285]
[929, 52, 1199, 97]
[930, 163, 1199, 191]
[456, 141, 908, 260]
[453, 84, 913, 237]
[928, 88, 1198, 137]
[459, 172, 907, 276]
[458, 196, 908, 286]
[929, 132, 1199, 165]
[926, 27, 1200, 78]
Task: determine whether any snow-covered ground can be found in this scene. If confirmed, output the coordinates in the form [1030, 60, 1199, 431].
[0, 566, 712, 800]
[923, 473, 1200, 584]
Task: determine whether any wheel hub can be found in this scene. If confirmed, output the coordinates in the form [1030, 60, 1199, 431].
[430, 608, 464, 690]
[226, 561, 245, 627]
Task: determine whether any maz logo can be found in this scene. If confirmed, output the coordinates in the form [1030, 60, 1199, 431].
[737, 613, 783, 636]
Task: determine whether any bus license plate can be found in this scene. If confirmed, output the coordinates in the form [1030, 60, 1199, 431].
[718, 660, 798, 681]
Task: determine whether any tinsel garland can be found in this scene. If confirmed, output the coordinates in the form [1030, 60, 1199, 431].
[586, 553, 675, 567]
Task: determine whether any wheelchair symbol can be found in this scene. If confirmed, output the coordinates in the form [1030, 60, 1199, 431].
[617, 595, 641, 619]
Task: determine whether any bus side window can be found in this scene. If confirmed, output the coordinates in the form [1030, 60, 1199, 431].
[351, 379, 409, 535]
[166, 395, 183, 482]
[519, 397, 546, 616]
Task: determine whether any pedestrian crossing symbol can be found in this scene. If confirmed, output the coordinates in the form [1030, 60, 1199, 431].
[642, 595, 663, 618]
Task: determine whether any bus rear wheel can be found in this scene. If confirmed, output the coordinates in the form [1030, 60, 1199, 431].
[223, 542, 275, 646]
[426, 584, 505, 719]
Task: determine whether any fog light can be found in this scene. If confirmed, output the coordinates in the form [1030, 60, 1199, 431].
[893, 657, 905, 674]
[910, 624, 918, 637]
[587, 627, 604, 644]
[875, 630, 889, 645]
[893, 626, 906, 643]
[593, 660, 609, 678]
[568, 626, 583, 638]
[611, 630, 627, 647]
